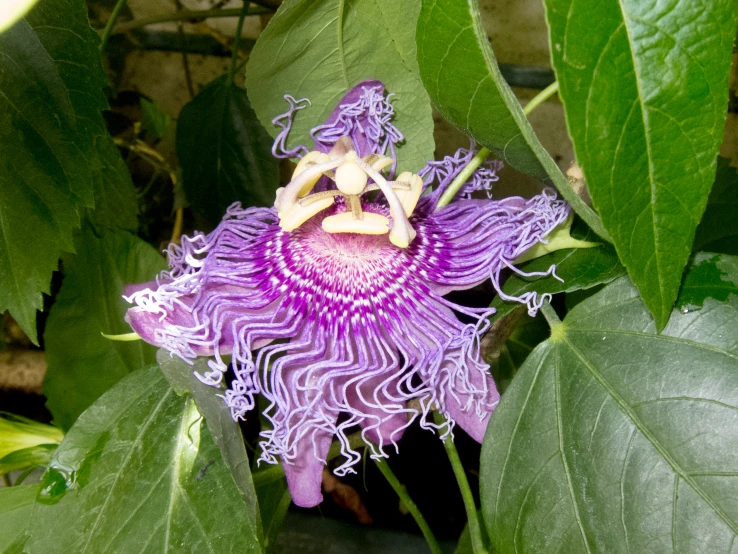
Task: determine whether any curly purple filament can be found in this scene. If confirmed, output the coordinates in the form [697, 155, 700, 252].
[125, 81, 569, 508]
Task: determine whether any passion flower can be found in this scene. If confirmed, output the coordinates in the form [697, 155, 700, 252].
[125, 80, 568, 507]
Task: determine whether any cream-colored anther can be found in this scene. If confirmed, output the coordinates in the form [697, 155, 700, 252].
[279, 197, 335, 231]
[394, 172, 424, 217]
[389, 223, 417, 248]
[322, 212, 390, 234]
[292, 151, 331, 197]
[354, 158, 417, 249]
[335, 161, 368, 196]
[275, 158, 343, 216]
[364, 154, 394, 172]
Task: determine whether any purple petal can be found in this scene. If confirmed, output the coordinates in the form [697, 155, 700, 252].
[311, 80, 403, 159]
[282, 425, 334, 508]
[346, 373, 408, 447]
[440, 351, 500, 443]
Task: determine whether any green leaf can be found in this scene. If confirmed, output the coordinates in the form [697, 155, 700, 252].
[694, 157, 738, 255]
[0, 485, 38, 553]
[255, 475, 291, 553]
[43, 226, 166, 430]
[0, 445, 56, 475]
[85, 134, 139, 233]
[0, 0, 127, 340]
[491, 226, 625, 319]
[415, 0, 606, 239]
[543, 0, 736, 328]
[27, 367, 262, 553]
[157, 351, 263, 542]
[140, 98, 172, 141]
[481, 274, 738, 552]
[177, 75, 279, 228]
[678, 253, 738, 310]
[245, 0, 434, 173]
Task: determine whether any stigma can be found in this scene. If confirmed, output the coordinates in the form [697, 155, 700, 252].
[275, 136, 423, 248]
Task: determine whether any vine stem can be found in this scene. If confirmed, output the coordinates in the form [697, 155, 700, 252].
[433, 412, 489, 554]
[373, 458, 443, 554]
[523, 81, 559, 117]
[436, 81, 560, 210]
[99, 0, 129, 51]
[227, 2, 250, 84]
[109, 7, 269, 36]
[540, 301, 562, 326]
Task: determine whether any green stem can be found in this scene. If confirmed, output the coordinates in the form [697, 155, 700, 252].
[2, 473, 11, 487]
[99, 0, 129, 51]
[373, 458, 443, 554]
[436, 147, 491, 209]
[436, 82, 559, 210]
[539, 301, 562, 326]
[433, 412, 488, 554]
[109, 7, 269, 36]
[227, 2, 250, 85]
[522, 81, 559, 116]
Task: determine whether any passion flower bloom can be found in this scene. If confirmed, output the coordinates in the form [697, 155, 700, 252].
[125, 80, 569, 508]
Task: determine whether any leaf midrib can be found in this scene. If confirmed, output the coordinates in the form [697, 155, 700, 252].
[614, 0, 665, 317]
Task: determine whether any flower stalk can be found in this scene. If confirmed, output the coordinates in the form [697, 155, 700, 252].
[373, 457, 443, 554]
[433, 412, 489, 554]
[99, 0, 129, 51]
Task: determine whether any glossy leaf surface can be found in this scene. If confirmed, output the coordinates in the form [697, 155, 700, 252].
[44, 226, 166, 430]
[177, 75, 279, 228]
[481, 274, 738, 552]
[246, 0, 434, 173]
[0, 485, 38, 553]
[28, 367, 262, 554]
[544, 0, 736, 327]
[157, 351, 262, 539]
[0, 0, 133, 338]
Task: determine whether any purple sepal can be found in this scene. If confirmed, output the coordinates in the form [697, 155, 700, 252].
[310, 80, 403, 160]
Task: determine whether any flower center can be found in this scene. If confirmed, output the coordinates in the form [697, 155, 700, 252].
[274, 136, 423, 248]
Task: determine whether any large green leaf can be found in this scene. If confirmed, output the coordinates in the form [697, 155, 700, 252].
[0, 0, 131, 339]
[28, 367, 261, 553]
[0, 485, 38, 553]
[491, 227, 625, 319]
[85, 134, 138, 233]
[157, 352, 263, 541]
[481, 273, 738, 552]
[693, 157, 738, 256]
[543, 0, 736, 328]
[245, 0, 434, 173]
[43, 226, 166, 430]
[177, 76, 280, 228]
[415, 0, 606, 239]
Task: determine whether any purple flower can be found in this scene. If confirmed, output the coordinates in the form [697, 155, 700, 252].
[125, 81, 569, 508]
